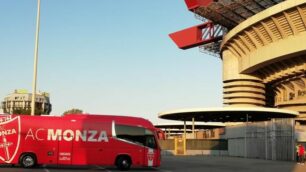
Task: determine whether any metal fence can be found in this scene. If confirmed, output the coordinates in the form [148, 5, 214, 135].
[226, 119, 295, 161]
[158, 119, 296, 160]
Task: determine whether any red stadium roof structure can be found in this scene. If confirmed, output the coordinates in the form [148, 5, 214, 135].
[184, 0, 285, 29]
[170, 0, 285, 56]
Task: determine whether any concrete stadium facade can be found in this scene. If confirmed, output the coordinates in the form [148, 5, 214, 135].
[160, 1, 306, 158]
[221, 0, 306, 116]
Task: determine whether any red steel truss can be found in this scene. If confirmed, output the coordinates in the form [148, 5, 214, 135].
[169, 21, 223, 50]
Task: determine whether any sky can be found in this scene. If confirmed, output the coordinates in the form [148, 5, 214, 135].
[0, 0, 222, 124]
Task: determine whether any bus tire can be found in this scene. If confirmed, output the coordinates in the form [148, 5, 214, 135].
[116, 155, 131, 171]
[19, 153, 37, 168]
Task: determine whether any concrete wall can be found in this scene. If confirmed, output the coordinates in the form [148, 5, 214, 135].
[159, 139, 228, 156]
[158, 139, 175, 150]
[186, 150, 228, 156]
[186, 139, 227, 150]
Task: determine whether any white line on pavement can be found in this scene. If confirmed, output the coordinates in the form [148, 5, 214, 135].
[151, 167, 172, 172]
[95, 165, 112, 172]
[43, 168, 50, 172]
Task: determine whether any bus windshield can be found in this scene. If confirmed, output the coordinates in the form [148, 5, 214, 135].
[115, 124, 157, 149]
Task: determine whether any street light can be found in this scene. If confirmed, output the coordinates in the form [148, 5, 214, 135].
[31, 0, 41, 116]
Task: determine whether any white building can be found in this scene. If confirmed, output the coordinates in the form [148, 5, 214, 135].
[1, 89, 52, 115]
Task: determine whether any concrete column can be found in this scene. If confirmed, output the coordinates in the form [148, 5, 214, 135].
[174, 137, 178, 155]
[183, 120, 187, 155]
[183, 120, 186, 139]
[192, 117, 195, 139]
[222, 49, 265, 107]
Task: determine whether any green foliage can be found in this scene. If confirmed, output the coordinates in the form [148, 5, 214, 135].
[63, 108, 83, 116]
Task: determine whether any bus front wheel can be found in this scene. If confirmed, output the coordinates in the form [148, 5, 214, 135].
[116, 156, 131, 171]
[19, 153, 37, 168]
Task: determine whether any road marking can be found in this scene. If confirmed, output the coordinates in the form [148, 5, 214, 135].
[43, 168, 50, 172]
[42, 164, 50, 172]
[95, 165, 112, 172]
[151, 167, 172, 172]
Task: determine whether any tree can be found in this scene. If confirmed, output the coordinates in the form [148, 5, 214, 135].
[63, 108, 83, 116]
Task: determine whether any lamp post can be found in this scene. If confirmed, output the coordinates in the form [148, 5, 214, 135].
[31, 0, 41, 116]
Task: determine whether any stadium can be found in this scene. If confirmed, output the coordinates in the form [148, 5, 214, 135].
[158, 0, 306, 160]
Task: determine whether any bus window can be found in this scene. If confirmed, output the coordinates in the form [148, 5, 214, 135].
[145, 135, 156, 149]
[115, 125, 157, 149]
[144, 129, 156, 149]
[115, 124, 145, 146]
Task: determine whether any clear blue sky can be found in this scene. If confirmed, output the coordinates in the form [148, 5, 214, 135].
[0, 0, 222, 123]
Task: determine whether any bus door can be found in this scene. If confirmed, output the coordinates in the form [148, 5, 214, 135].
[144, 130, 158, 167]
[114, 124, 146, 166]
[57, 133, 73, 165]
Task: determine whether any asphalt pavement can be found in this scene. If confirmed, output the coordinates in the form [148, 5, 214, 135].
[1, 156, 306, 172]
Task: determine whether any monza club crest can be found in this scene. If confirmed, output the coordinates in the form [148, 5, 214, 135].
[0, 116, 21, 163]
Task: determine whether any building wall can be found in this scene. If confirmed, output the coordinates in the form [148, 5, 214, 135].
[163, 128, 224, 139]
[158, 139, 228, 156]
[221, 0, 306, 116]
[195, 128, 225, 139]
[1, 89, 52, 115]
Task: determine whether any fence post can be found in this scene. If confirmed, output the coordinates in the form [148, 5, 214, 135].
[291, 119, 295, 161]
[244, 114, 248, 158]
[265, 121, 268, 160]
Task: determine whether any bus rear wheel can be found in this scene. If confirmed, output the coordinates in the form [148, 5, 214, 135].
[19, 153, 37, 168]
[116, 156, 131, 171]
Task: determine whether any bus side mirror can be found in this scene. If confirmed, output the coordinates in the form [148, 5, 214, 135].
[157, 131, 166, 140]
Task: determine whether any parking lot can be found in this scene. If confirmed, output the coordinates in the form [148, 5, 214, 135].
[1, 156, 306, 172]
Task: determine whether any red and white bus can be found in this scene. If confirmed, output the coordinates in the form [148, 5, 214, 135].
[0, 114, 161, 170]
